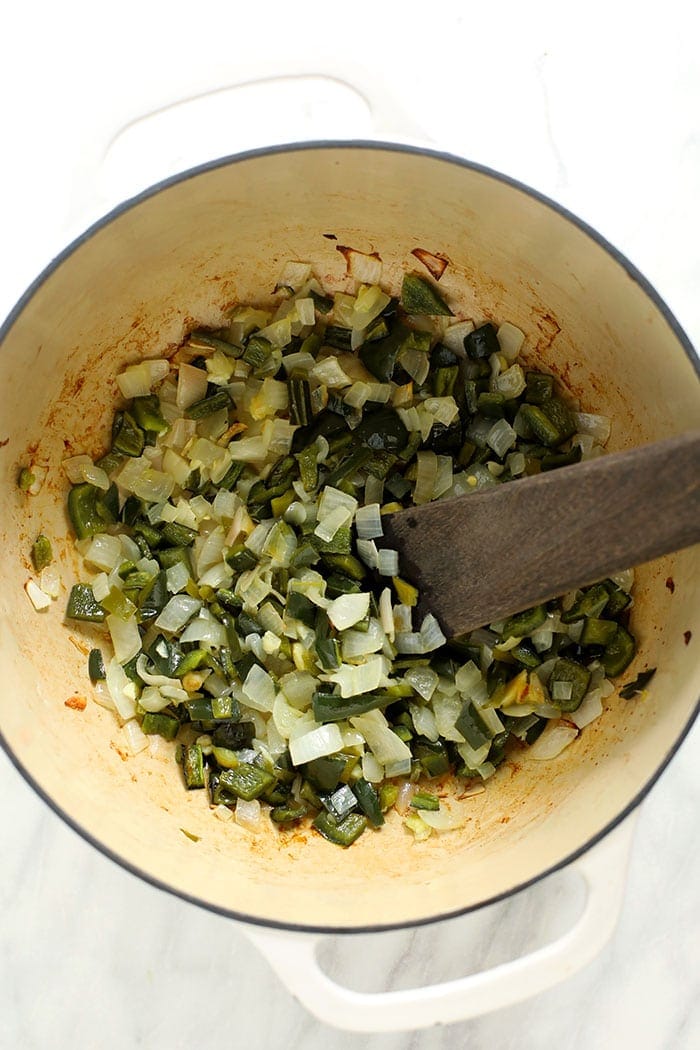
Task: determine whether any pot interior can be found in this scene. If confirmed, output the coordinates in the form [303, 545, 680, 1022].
[1, 145, 698, 930]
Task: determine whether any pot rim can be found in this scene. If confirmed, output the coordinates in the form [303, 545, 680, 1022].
[1, 139, 698, 935]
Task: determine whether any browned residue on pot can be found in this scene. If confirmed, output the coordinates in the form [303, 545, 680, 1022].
[335, 243, 382, 275]
[64, 695, 87, 711]
[666, 576, 676, 593]
[410, 247, 449, 280]
[684, 630, 692, 645]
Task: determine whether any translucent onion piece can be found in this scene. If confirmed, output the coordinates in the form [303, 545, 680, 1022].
[494, 363, 526, 399]
[413, 451, 438, 505]
[135, 654, 181, 689]
[442, 319, 475, 354]
[355, 503, 383, 539]
[106, 659, 137, 721]
[377, 548, 399, 576]
[496, 322, 525, 362]
[25, 579, 51, 611]
[573, 411, 611, 445]
[138, 685, 172, 713]
[39, 565, 61, 599]
[123, 718, 149, 755]
[362, 753, 384, 784]
[329, 596, 371, 625]
[289, 723, 344, 765]
[154, 595, 202, 632]
[241, 664, 276, 712]
[327, 654, 384, 697]
[107, 613, 141, 665]
[350, 709, 413, 766]
[528, 719, 579, 760]
[570, 689, 604, 729]
[409, 702, 439, 742]
[405, 666, 439, 701]
[487, 418, 517, 457]
[235, 797, 262, 831]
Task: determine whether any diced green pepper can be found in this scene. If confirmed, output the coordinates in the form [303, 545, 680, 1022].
[354, 778, 384, 826]
[463, 323, 499, 360]
[602, 625, 636, 677]
[455, 701, 493, 749]
[580, 618, 618, 646]
[312, 691, 389, 722]
[112, 411, 145, 456]
[67, 483, 117, 539]
[501, 604, 547, 638]
[183, 744, 205, 789]
[132, 395, 169, 436]
[88, 648, 106, 682]
[401, 274, 452, 316]
[185, 389, 231, 420]
[219, 763, 276, 801]
[66, 583, 106, 622]
[549, 657, 591, 712]
[31, 534, 53, 571]
[313, 810, 368, 846]
[142, 712, 180, 740]
[410, 791, 440, 811]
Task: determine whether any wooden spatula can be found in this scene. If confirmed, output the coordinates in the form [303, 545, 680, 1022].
[381, 431, 700, 638]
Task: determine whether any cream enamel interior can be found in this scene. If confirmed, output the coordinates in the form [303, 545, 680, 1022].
[1, 145, 698, 931]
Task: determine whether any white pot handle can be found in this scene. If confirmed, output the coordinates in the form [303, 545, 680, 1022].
[241, 813, 638, 1033]
[67, 61, 427, 228]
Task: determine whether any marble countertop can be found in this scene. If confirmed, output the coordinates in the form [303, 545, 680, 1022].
[1, 3, 698, 1047]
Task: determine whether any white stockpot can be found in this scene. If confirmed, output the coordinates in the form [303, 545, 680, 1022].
[1, 138, 698, 1031]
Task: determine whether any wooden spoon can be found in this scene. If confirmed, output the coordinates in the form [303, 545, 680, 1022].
[381, 431, 700, 638]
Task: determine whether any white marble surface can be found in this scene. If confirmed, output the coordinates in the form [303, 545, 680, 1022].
[1, 2, 699, 1047]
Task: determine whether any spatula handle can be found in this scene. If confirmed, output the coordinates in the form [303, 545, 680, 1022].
[385, 431, 700, 637]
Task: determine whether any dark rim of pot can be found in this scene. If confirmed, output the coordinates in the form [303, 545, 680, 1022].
[1, 140, 698, 936]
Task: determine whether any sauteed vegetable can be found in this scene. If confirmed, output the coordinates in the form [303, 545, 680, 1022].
[51, 262, 637, 845]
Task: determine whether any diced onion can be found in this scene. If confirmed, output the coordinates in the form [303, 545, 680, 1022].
[487, 418, 517, 457]
[377, 548, 399, 576]
[242, 664, 277, 712]
[25, 579, 51, 611]
[155, 595, 202, 632]
[327, 654, 384, 697]
[496, 322, 525, 362]
[355, 503, 383, 539]
[123, 718, 149, 755]
[573, 411, 611, 446]
[107, 613, 141, 665]
[329, 596, 371, 625]
[442, 319, 475, 354]
[350, 709, 412, 765]
[405, 666, 439, 701]
[235, 797, 262, 831]
[289, 723, 344, 765]
[528, 719, 579, 760]
[414, 451, 438, 505]
[570, 689, 604, 729]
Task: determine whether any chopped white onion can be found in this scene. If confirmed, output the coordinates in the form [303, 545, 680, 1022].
[496, 322, 525, 362]
[377, 548, 399, 576]
[528, 719, 579, 760]
[327, 654, 385, 697]
[570, 689, 604, 729]
[442, 319, 475, 354]
[414, 451, 438, 505]
[327, 592, 370, 631]
[487, 418, 517, 457]
[405, 666, 439, 701]
[573, 411, 611, 446]
[356, 538, 379, 569]
[235, 797, 262, 831]
[355, 503, 383, 540]
[106, 659, 137, 721]
[24, 579, 51, 611]
[123, 718, 149, 755]
[362, 753, 384, 783]
[289, 723, 344, 765]
[39, 565, 61, 599]
[350, 709, 412, 765]
[242, 664, 277, 712]
[155, 594, 202, 632]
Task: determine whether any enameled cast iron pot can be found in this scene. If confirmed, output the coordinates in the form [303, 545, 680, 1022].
[1, 141, 698, 1030]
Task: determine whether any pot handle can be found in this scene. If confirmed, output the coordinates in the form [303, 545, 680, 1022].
[240, 813, 637, 1033]
[69, 62, 428, 227]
